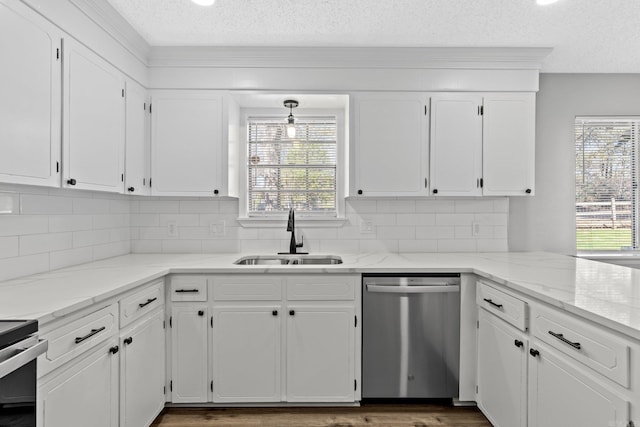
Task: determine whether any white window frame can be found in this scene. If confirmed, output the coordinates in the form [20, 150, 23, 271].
[237, 108, 347, 228]
[575, 115, 640, 254]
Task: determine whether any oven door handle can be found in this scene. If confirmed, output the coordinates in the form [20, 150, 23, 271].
[366, 284, 460, 294]
[0, 338, 48, 380]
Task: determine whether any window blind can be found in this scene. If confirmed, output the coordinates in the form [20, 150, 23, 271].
[247, 117, 337, 216]
[575, 117, 639, 250]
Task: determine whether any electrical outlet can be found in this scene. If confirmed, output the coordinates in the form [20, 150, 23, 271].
[472, 221, 480, 236]
[210, 220, 226, 236]
[360, 219, 375, 234]
[167, 221, 178, 237]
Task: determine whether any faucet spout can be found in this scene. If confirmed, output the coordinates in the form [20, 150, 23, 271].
[285, 209, 305, 254]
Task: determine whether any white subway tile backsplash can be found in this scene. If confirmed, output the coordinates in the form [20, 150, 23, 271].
[138, 201, 180, 213]
[0, 236, 19, 259]
[50, 247, 93, 270]
[159, 214, 199, 227]
[377, 199, 415, 213]
[319, 239, 359, 253]
[437, 239, 477, 252]
[73, 229, 110, 248]
[396, 213, 436, 226]
[180, 200, 219, 213]
[202, 239, 240, 253]
[398, 239, 438, 253]
[376, 226, 415, 240]
[131, 240, 162, 253]
[435, 213, 475, 226]
[162, 240, 203, 253]
[415, 200, 455, 213]
[455, 199, 495, 213]
[21, 195, 73, 215]
[0, 215, 49, 236]
[0, 193, 20, 215]
[0, 254, 49, 282]
[49, 215, 93, 233]
[20, 232, 73, 256]
[73, 197, 110, 214]
[416, 226, 455, 240]
[477, 239, 509, 252]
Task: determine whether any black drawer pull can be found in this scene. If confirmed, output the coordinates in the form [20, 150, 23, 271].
[483, 298, 503, 309]
[109, 345, 119, 355]
[198, 310, 204, 316]
[514, 339, 524, 348]
[529, 348, 540, 357]
[289, 310, 295, 316]
[124, 337, 133, 345]
[548, 330, 581, 350]
[272, 310, 278, 316]
[138, 297, 157, 308]
[75, 326, 106, 344]
[175, 289, 199, 293]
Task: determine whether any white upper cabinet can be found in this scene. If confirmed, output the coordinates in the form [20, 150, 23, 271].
[353, 93, 429, 197]
[63, 38, 125, 193]
[150, 91, 225, 197]
[429, 94, 483, 196]
[124, 78, 150, 196]
[0, 1, 61, 187]
[482, 93, 536, 196]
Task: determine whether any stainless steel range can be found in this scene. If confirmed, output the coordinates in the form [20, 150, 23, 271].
[362, 274, 460, 399]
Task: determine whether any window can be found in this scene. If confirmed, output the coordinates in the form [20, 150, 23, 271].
[575, 117, 640, 251]
[246, 116, 338, 217]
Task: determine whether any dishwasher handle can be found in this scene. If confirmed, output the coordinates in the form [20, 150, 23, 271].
[366, 284, 460, 294]
[0, 336, 48, 380]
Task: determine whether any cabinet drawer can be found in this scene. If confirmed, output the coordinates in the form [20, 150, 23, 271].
[170, 276, 207, 301]
[40, 303, 117, 376]
[477, 280, 528, 331]
[532, 306, 630, 387]
[212, 276, 282, 301]
[286, 275, 356, 300]
[119, 280, 164, 328]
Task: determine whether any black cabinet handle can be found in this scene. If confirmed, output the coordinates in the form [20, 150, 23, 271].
[75, 326, 106, 344]
[483, 298, 503, 309]
[198, 310, 204, 316]
[214, 189, 219, 195]
[175, 289, 199, 293]
[433, 189, 438, 194]
[525, 188, 532, 194]
[124, 337, 133, 345]
[548, 330, 581, 350]
[138, 297, 157, 308]
[272, 310, 278, 316]
[109, 345, 119, 355]
[127, 187, 135, 192]
[289, 310, 295, 316]
[67, 178, 76, 186]
[514, 339, 524, 348]
[529, 348, 540, 357]
[357, 190, 363, 195]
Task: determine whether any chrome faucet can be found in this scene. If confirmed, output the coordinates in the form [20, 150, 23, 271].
[282, 209, 306, 254]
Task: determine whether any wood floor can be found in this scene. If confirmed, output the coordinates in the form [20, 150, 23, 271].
[150, 404, 492, 427]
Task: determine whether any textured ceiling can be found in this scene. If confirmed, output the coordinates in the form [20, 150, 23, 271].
[106, 0, 640, 72]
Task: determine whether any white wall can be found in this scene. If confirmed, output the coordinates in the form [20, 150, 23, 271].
[0, 183, 130, 282]
[509, 74, 640, 254]
[130, 197, 508, 254]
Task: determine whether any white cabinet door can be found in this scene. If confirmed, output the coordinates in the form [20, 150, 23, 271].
[430, 94, 483, 196]
[212, 305, 281, 402]
[120, 310, 165, 427]
[286, 305, 355, 402]
[353, 93, 429, 197]
[482, 93, 536, 196]
[170, 305, 208, 403]
[0, 1, 61, 187]
[151, 91, 224, 196]
[476, 309, 527, 427]
[124, 78, 150, 196]
[38, 340, 118, 427]
[528, 343, 630, 427]
[63, 38, 125, 193]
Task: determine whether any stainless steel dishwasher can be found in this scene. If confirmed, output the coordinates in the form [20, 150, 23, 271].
[362, 274, 460, 399]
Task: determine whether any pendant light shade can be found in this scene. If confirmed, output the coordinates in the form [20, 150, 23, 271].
[284, 100, 298, 138]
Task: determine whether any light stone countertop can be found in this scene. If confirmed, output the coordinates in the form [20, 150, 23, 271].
[1, 251, 639, 341]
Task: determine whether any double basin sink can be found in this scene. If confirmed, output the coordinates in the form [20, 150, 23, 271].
[234, 255, 343, 265]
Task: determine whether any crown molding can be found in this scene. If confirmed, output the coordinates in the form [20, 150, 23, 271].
[148, 46, 553, 70]
[68, 0, 151, 64]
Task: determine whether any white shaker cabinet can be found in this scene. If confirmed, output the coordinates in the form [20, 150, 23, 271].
[124, 78, 150, 196]
[150, 91, 225, 197]
[212, 306, 282, 402]
[0, 0, 61, 187]
[429, 94, 483, 196]
[170, 305, 209, 403]
[285, 305, 355, 402]
[476, 308, 527, 427]
[352, 93, 429, 197]
[63, 38, 125, 193]
[38, 340, 119, 427]
[119, 310, 165, 427]
[482, 93, 536, 196]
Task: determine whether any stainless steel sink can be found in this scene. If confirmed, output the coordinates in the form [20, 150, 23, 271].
[234, 255, 343, 265]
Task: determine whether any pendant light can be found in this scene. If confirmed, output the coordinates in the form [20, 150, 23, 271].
[284, 100, 298, 138]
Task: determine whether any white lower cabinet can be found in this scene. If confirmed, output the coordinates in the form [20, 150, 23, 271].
[120, 310, 165, 427]
[528, 342, 629, 427]
[38, 340, 119, 427]
[476, 308, 527, 427]
[212, 305, 281, 402]
[170, 305, 208, 403]
[286, 305, 355, 402]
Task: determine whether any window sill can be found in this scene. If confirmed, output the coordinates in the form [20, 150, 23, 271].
[237, 217, 349, 228]
[576, 251, 640, 261]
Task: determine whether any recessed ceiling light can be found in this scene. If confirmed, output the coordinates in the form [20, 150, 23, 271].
[537, 0, 560, 5]
[191, 0, 215, 6]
